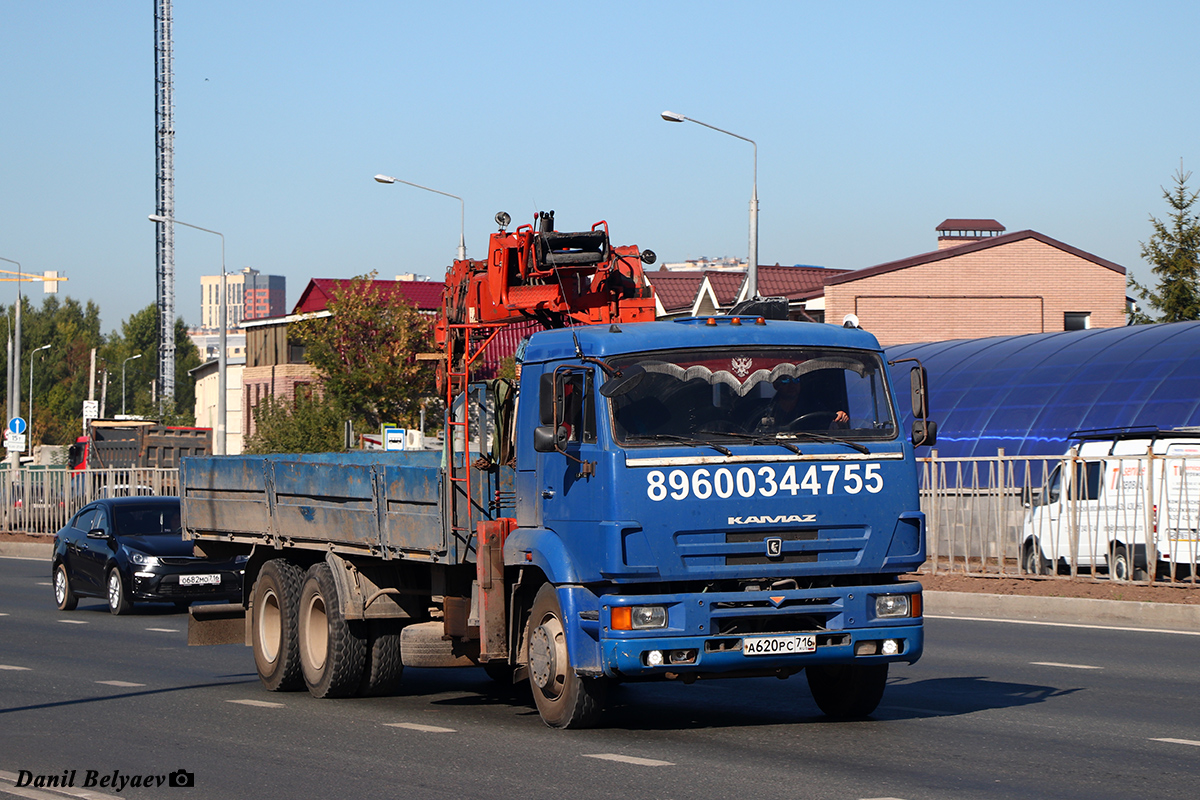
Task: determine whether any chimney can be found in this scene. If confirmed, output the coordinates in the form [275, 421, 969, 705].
[936, 219, 1005, 250]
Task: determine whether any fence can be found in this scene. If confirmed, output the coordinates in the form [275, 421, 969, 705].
[7, 454, 1199, 588]
[1, 467, 182, 534]
[922, 450, 1200, 586]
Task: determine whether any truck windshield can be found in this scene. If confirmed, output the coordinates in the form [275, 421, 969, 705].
[607, 347, 897, 446]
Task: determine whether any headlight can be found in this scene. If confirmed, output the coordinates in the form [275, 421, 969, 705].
[875, 594, 910, 618]
[234, 555, 249, 565]
[129, 552, 159, 567]
[611, 605, 668, 630]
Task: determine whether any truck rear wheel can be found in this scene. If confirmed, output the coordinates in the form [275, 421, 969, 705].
[298, 562, 366, 698]
[525, 584, 606, 729]
[252, 559, 305, 692]
[806, 663, 888, 719]
[357, 620, 404, 697]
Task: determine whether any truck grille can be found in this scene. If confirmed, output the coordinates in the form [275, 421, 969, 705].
[724, 529, 817, 566]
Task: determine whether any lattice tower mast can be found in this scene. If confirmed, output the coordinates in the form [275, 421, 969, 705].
[154, 0, 176, 409]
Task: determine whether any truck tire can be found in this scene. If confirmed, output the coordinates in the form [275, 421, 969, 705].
[298, 562, 366, 698]
[806, 663, 888, 719]
[252, 559, 306, 692]
[357, 620, 404, 697]
[525, 583, 606, 729]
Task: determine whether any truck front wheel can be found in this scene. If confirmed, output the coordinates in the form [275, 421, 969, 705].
[298, 562, 366, 698]
[806, 662, 888, 719]
[526, 584, 606, 729]
[252, 559, 305, 692]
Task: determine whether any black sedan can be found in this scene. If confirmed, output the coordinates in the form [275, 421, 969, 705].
[51, 496, 244, 615]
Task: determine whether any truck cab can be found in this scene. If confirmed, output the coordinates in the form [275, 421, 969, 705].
[507, 317, 929, 723]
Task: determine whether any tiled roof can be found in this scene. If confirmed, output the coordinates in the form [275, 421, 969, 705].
[704, 271, 746, 306]
[824, 230, 1125, 287]
[754, 264, 851, 301]
[293, 278, 445, 314]
[646, 271, 706, 312]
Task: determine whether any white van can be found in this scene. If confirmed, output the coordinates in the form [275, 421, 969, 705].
[1022, 429, 1200, 580]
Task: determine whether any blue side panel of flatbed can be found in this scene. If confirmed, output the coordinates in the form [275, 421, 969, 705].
[181, 451, 448, 559]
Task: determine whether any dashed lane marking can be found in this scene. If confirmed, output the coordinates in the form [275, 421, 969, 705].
[384, 722, 456, 733]
[582, 754, 674, 767]
[1030, 661, 1102, 670]
[144, 628, 178, 633]
[1152, 737, 1200, 747]
[95, 681, 145, 688]
[0, 665, 31, 671]
[226, 699, 285, 708]
[56, 620, 87, 625]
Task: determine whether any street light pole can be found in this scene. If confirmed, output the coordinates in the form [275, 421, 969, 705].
[661, 111, 759, 299]
[122, 354, 143, 416]
[148, 214, 227, 454]
[373, 174, 467, 261]
[28, 344, 50, 448]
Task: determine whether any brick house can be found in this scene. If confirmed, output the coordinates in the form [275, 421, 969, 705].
[822, 219, 1128, 346]
[239, 278, 444, 440]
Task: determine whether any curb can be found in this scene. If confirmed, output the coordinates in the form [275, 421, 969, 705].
[926, 590, 1200, 633]
[0, 542, 52, 560]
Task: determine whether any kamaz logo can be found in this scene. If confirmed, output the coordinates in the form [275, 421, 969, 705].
[727, 514, 816, 525]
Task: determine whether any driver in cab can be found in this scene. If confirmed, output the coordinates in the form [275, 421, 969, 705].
[761, 374, 848, 431]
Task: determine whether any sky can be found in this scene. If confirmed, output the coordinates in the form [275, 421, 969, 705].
[2, 1, 1198, 335]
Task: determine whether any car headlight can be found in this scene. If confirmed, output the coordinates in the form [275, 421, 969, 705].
[874, 594, 911, 618]
[129, 552, 159, 567]
[234, 555, 249, 565]
[611, 605, 668, 630]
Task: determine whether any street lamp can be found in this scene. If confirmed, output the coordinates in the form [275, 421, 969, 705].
[28, 344, 50, 447]
[148, 214, 227, 455]
[374, 174, 467, 262]
[122, 354, 143, 416]
[661, 111, 759, 299]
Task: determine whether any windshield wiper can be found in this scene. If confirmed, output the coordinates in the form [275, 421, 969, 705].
[626, 433, 732, 456]
[779, 430, 871, 455]
[697, 429, 804, 455]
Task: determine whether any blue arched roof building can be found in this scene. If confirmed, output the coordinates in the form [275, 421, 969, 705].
[885, 321, 1200, 459]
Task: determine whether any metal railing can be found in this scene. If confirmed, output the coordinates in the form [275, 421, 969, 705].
[921, 450, 1199, 585]
[1, 467, 182, 534]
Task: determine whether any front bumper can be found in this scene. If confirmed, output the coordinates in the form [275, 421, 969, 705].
[130, 566, 243, 603]
[596, 582, 922, 679]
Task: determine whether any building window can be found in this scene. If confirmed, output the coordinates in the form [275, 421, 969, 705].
[1064, 312, 1091, 331]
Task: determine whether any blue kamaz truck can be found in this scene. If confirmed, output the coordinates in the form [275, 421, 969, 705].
[183, 216, 934, 728]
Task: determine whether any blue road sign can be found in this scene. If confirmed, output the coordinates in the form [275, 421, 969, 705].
[7, 417, 26, 435]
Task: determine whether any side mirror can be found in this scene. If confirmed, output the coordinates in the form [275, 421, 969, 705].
[910, 366, 930, 418]
[911, 419, 937, 448]
[600, 364, 645, 398]
[534, 425, 569, 453]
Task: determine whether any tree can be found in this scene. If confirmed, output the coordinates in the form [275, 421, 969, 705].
[0, 294, 105, 446]
[101, 304, 202, 425]
[291, 274, 436, 430]
[244, 393, 346, 454]
[1129, 164, 1200, 323]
